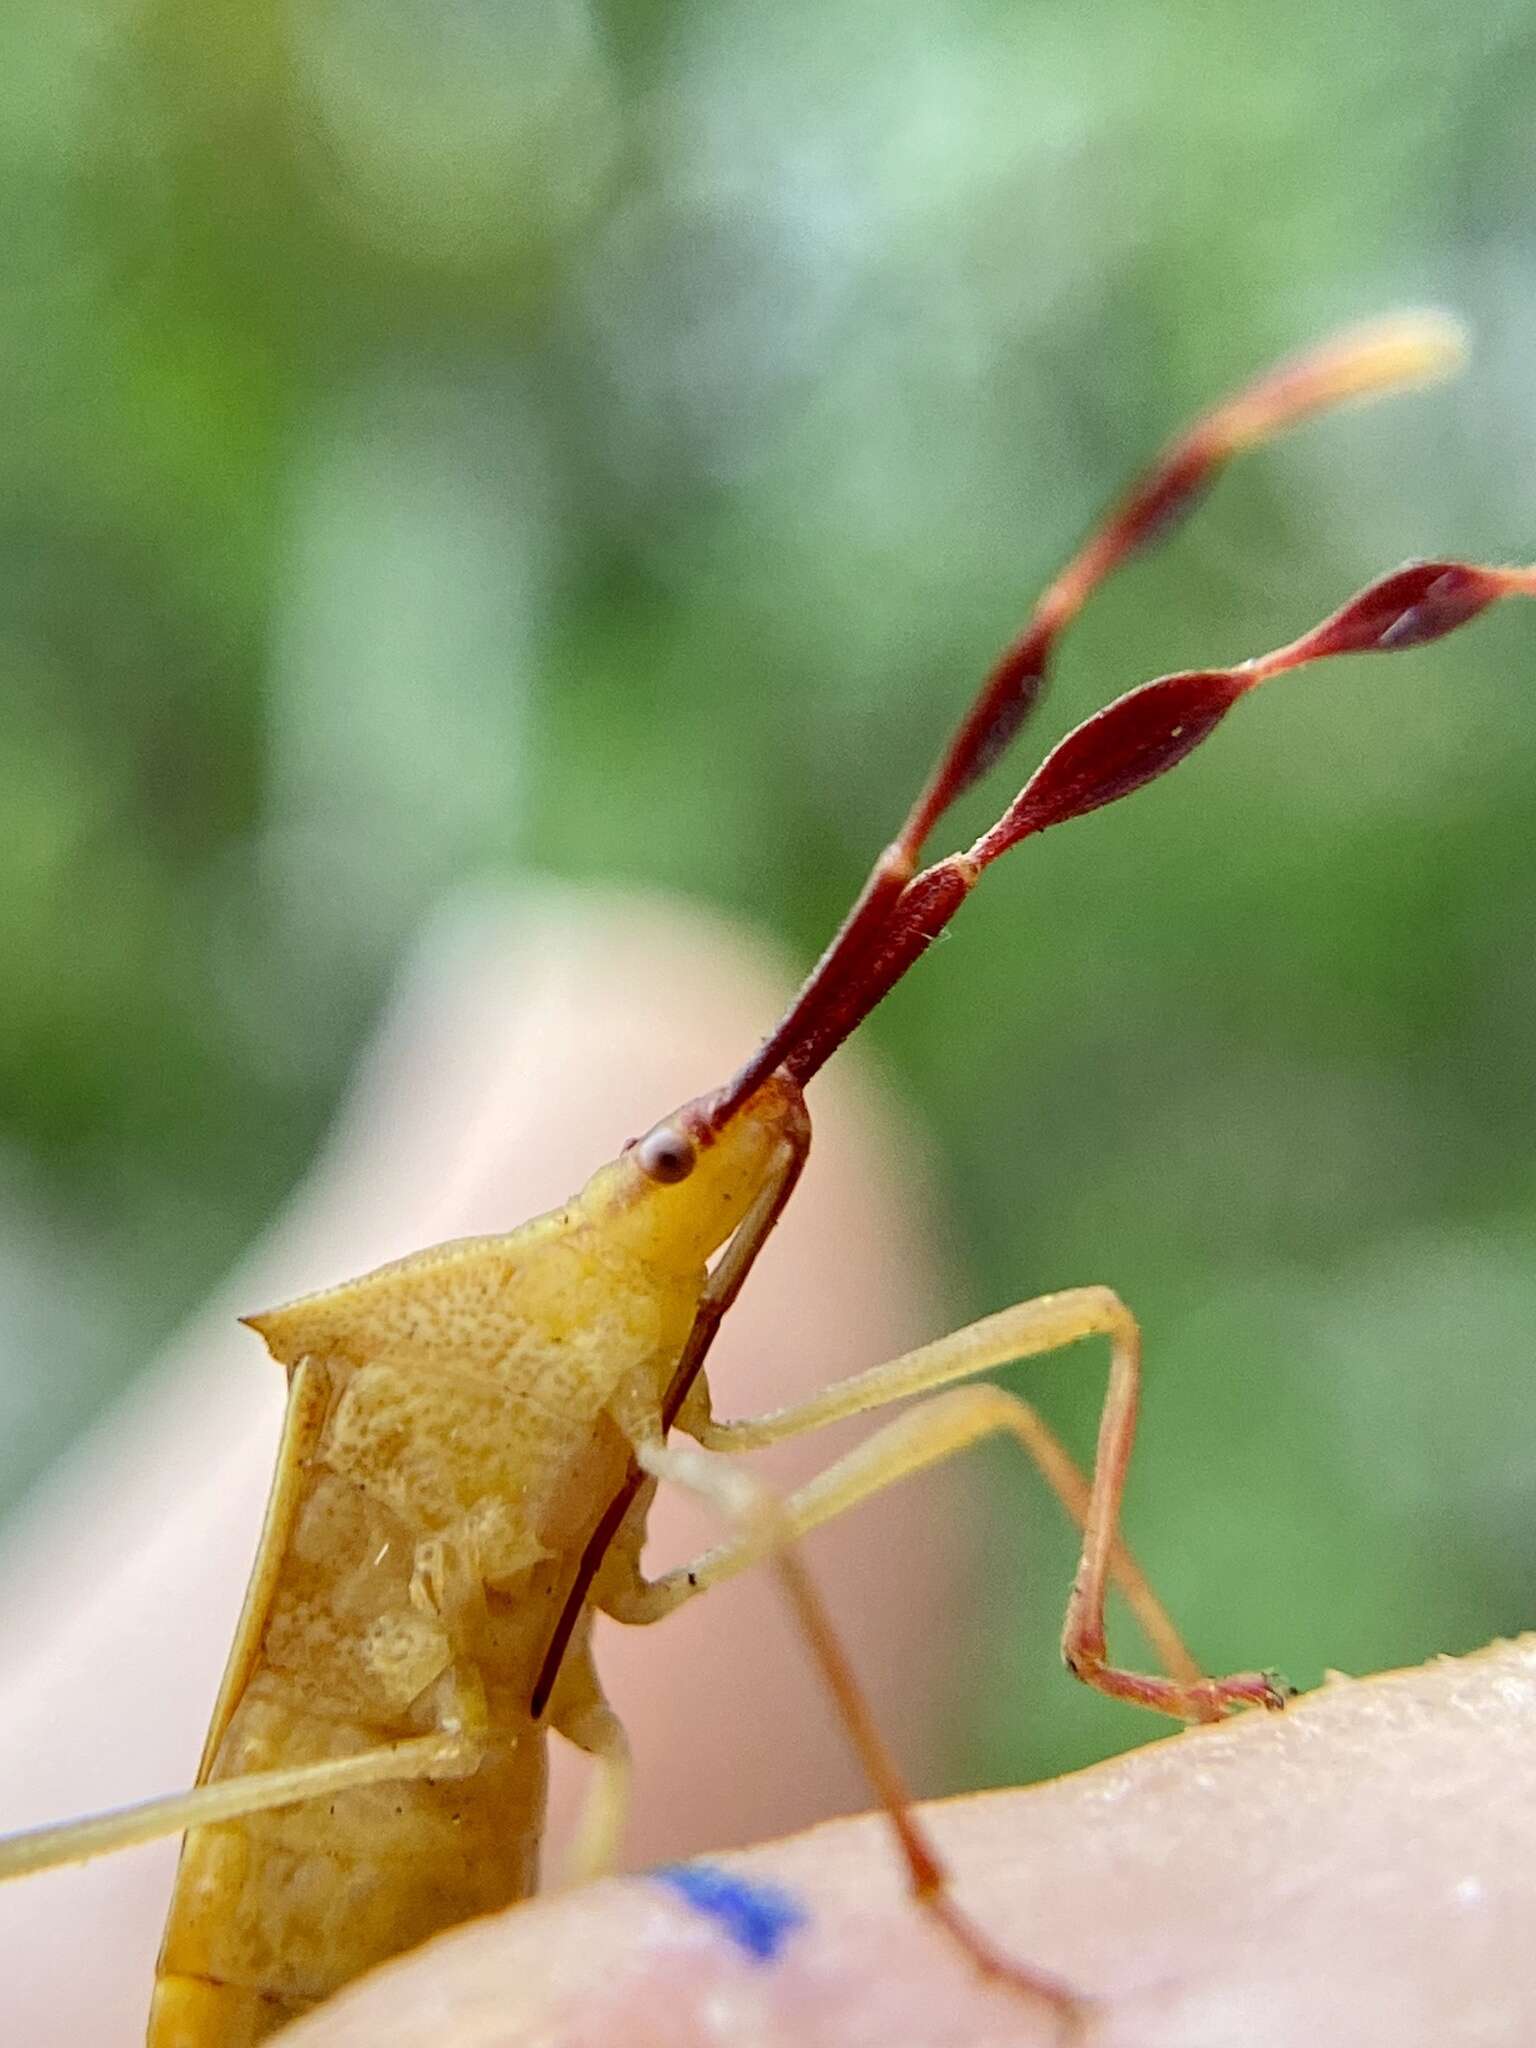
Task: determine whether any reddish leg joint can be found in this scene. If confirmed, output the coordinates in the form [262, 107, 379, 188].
[1065, 1638, 1293, 1724]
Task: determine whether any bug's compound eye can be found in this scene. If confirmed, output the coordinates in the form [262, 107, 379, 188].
[635, 1122, 697, 1185]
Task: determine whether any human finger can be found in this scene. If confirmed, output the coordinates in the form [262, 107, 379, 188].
[286, 1636, 1536, 2048]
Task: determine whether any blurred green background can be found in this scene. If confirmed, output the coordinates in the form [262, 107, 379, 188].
[2, 0, 1534, 1795]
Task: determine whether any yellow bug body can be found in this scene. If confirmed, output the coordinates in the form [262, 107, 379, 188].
[149, 1080, 799, 2044]
[0, 314, 1514, 2042]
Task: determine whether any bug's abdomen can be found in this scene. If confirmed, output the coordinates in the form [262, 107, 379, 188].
[149, 1442, 550, 2046]
[150, 1673, 546, 2044]
[148, 1970, 309, 2047]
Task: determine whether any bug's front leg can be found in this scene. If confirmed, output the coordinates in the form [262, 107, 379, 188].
[634, 1289, 1291, 1723]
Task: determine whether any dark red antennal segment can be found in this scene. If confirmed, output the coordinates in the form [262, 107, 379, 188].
[772, 557, 1535, 1087]
[704, 317, 1527, 1123]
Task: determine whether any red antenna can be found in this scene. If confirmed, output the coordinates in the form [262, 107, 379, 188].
[707, 314, 1526, 1121]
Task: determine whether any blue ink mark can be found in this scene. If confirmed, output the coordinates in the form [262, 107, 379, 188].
[653, 1861, 807, 1962]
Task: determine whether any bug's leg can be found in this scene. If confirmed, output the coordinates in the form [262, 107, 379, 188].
[631, 1432, 1087, 2028]
[650, 1385, 1199, 1698]
[0, 1726, 479, 1882]
[546, 1647, 635, 1884]
[661, 1287, 1288, 1721]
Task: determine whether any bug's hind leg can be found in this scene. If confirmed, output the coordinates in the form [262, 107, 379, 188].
[628, 1433, 1087, 2032]
[0, 1727, 477, 1883]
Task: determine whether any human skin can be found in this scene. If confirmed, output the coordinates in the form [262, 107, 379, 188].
[285, 1637, 1536, 2048]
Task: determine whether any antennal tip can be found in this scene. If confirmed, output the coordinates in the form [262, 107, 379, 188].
[1331, 306, 1470, 389]
[1212, 308, 1470, 455]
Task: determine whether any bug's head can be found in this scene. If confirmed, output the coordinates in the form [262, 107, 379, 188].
[578, 1069, 809, 1272]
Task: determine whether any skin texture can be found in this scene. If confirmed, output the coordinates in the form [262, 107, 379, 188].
[281, 1636, 1536, 2048]
[0, 885, 953, 2044]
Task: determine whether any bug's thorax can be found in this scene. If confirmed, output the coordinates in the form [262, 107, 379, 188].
[227, 1070, 811, 1714]
[243, 1221, 690, 1681]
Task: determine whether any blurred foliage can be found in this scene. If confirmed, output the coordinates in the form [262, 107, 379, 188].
[2, 0, 1535, 1795]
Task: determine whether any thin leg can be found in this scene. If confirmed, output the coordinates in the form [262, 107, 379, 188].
[659, 1287, 1288, 1721]
[0, 1728, 477, 1883]
[554, 1697, 634, 1885]
[636, 1435, 1087, 2032]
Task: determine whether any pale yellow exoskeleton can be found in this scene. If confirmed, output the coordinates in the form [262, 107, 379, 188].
[4, 311, 1527, 2044]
